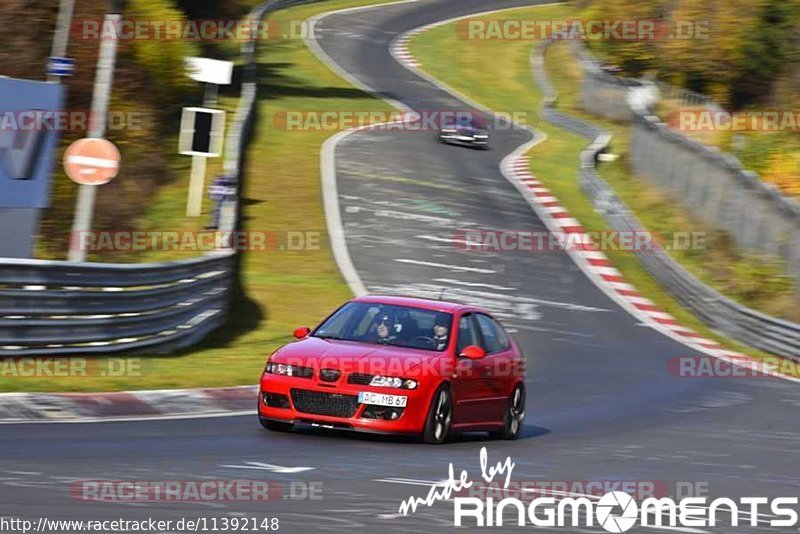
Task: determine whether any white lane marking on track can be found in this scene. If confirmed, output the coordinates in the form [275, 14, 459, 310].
[373, 209, 456, 226]
[376, 477, 448, 486]
[394, 258, 495, 274]
[434, 278, 516, 291]
[373, 282, 609, 313]
[435, 285, 610, 312]
[416, 235, 465, 245]
[220, 461, 315, 474]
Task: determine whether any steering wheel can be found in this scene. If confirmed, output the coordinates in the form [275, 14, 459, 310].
[411, 336, 436, 348]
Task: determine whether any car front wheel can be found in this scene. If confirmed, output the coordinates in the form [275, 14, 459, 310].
[422, 385, 453, 444]
[490, 384, 525, 440]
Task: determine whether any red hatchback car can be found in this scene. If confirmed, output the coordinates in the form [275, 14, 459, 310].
[258, 296, 526, 444]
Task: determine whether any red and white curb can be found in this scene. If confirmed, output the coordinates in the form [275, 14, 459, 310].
[0, 385, 257, 423]
[391, 30, 421, 68]
[506, 155, 797, 381]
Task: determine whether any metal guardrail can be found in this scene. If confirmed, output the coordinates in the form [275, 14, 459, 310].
[0, 254, 234, 355]
[532, 41, 800, 361]
[0, 0, 307, 357]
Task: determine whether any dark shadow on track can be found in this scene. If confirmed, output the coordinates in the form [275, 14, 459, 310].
[258, 423, 549, 445]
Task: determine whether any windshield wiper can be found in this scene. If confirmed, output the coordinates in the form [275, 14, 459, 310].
[315, 334, 346, 341]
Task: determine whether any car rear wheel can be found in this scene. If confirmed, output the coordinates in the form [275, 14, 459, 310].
[490, 384, 525, 440]
[422, 385, 452, 444]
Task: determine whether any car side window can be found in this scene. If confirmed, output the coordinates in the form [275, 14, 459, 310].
[457, 314, 478, 354]
[475, 314, 509, 354]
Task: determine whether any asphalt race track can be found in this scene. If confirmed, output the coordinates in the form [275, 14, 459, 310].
[3, 1, 800, 533]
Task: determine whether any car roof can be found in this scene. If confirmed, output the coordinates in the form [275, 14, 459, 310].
[352, 295, 473, 314]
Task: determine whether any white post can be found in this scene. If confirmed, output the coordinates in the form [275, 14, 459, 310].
[186, 155, 208, 217]
[48, 0, 76, 83]
[67, 2, 124, 262]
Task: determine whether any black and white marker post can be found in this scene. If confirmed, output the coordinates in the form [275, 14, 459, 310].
[182, 58, 233, 217]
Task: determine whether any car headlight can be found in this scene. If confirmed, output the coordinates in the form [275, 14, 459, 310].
[369, 376, 418, 389]
[265, 362, 302, 377]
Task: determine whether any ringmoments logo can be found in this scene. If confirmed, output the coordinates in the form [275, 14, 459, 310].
[398, 448, 800, 531]
[596, 492, 638, 532]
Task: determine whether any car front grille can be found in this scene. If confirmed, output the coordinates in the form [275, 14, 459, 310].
[319, 369, 341, 382]
[347, 373, 373, 385]
[290, 389, 359, 418]
[293, 366, 315, 379]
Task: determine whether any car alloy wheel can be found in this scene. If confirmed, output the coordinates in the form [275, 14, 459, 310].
[423, 385, 452, 444]
[491, 384, 525, 440]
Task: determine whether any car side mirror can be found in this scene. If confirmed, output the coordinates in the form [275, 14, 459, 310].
[293, 326, 311, 340]
[459, 345, 486, 360]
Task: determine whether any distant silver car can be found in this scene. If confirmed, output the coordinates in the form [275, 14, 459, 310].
[439, 118, 489, 149]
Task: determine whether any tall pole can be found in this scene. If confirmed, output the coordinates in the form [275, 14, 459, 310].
[68, 0, 125, 262]
[48, 0, 76, 83]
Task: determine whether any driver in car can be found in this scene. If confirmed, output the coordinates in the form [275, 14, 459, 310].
[372, 313, 403, 344]
[432, 318, 449, 350]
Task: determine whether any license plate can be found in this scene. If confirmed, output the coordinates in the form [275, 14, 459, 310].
[358, 391, 408, 407]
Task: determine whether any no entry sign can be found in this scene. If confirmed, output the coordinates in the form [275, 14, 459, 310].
[63, 137, 120, 185]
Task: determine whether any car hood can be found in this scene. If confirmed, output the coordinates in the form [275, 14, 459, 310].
[271, 337, 442, 376]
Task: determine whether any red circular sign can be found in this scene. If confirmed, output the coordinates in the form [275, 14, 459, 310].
[63, 138, 120, 185]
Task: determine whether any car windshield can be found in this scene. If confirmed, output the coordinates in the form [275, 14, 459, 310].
[313, 302, 453, 352]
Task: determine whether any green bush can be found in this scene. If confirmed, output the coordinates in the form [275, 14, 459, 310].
[125, 0, 201, 112]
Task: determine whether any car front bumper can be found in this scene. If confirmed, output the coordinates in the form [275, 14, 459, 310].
[258, 375, 433, 435]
